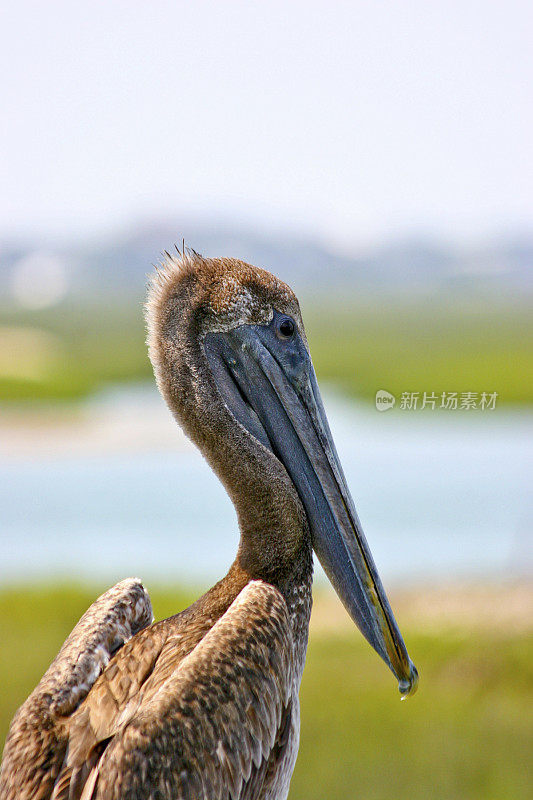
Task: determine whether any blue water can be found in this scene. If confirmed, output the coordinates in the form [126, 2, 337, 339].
[1, 387, 532, 586]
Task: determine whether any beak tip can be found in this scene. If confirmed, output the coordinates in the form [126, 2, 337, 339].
[399, 661, 419, 699]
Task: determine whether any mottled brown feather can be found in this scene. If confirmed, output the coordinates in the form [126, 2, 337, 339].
[0, 579, 152, 800]
[55, 581, 296, 800]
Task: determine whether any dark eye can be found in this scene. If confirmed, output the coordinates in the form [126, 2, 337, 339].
[277, 317, 295, 339]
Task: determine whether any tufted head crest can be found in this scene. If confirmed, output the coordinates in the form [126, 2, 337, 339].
[145, 247, 300, 343]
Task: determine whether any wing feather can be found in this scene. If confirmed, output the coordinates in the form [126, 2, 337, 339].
[63, 581, 295, 800]
[0, 578, 153, 800]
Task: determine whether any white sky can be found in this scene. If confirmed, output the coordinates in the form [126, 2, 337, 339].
[1, 0, 532, 248]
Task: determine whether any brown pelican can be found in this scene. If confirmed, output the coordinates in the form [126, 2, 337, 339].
[0, 252, 417, 800]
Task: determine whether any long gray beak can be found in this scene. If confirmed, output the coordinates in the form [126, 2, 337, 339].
[204, 314, 418, 697]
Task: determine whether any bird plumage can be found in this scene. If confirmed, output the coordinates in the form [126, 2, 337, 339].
[1, 250, 416, 800]
[0, 579, 153, 799]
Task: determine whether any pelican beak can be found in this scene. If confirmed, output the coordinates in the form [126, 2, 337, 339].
[204, 312, 418, 697]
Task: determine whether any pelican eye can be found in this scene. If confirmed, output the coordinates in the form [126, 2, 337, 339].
[277, 317, 295, 340]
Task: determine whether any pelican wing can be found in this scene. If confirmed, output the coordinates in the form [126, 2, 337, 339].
[58, 580, 295, 800]
[0, 578, 153, 800]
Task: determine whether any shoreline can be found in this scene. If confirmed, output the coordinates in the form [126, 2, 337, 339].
[310, 581, 533, 635]
[2, 383, 532, 461]
[1, 580, 531, 634]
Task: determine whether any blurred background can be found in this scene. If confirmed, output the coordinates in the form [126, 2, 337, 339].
[1, 2, 532, 798]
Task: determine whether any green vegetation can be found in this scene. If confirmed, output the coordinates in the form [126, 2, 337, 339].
[303, 297, 533, 405]
[0, 303, 149, 402]
[295, 631, 532, 800]
[0, 296, 532, 404]
[1, 585, 532, 799]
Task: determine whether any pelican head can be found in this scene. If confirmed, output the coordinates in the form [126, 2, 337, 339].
[146, 250, 418, 697]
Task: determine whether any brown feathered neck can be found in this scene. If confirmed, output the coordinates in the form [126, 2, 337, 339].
[146, 251, 312, 593]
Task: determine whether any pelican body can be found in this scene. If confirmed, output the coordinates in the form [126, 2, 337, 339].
[0, 253, 417, 800]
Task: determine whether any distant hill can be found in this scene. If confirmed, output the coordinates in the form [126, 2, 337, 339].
[0, 219, 532, 307]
